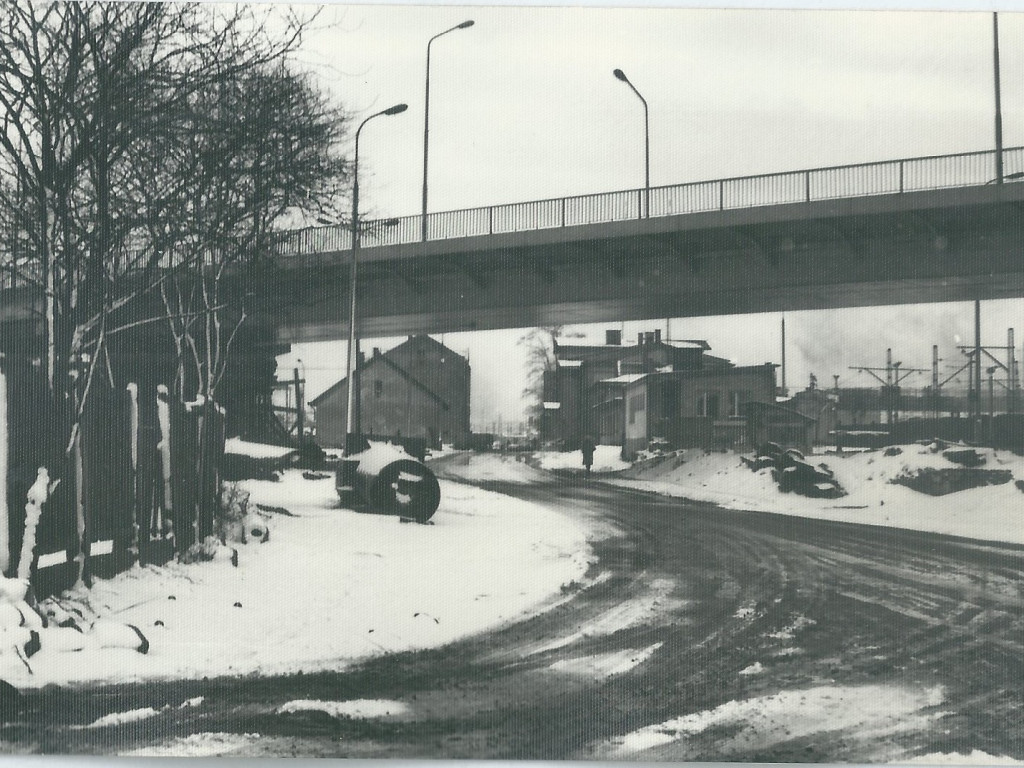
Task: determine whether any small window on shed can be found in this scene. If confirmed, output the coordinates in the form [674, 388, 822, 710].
[374, 379, 383, 398]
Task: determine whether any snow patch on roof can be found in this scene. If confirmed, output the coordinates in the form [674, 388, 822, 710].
[601, 373, 647, 384]
[662, 339, 708, 349]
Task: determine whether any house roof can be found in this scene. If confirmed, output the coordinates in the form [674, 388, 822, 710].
[387, 333, 468, 364]
[309, 351, 450, 410]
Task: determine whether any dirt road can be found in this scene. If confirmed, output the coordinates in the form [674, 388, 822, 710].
[5, 469, 1024, 759]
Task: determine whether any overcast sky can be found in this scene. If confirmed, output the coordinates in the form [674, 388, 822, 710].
[279, 2, 1024, 431]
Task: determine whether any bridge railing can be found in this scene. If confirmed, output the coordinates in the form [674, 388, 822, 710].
[274, 145, 1024, 257]
[4, 147, 1023, 281]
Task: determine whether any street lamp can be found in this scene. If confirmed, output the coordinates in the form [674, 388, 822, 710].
[994, 12, 1004, 184]
[345, 102, 408, 455]
[422, 19, 474, 242]
[613, 68, 650, 218]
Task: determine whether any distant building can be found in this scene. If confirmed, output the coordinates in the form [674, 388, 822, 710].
[744, 401, 817, 454]
[787, 385, 839, 445]
[540, 328, 777, 456]
[310, 335, 470, 449]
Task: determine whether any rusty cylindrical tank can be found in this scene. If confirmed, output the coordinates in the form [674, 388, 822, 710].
[336, 442, 440, 523]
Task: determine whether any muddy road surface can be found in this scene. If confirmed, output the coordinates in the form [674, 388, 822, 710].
[5, 465, 1024, 760]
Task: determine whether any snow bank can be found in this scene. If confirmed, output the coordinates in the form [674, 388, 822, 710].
[599, 682, 946, 758]
[276, 698, 408, 719]
[605, 446, 1024, 545]
[535, 445, 630, 473]
[2, 471, 591, 688]
[122, 732, 258, 757]
[549, 642, 663, 680]
[903, 751, 1024, 764]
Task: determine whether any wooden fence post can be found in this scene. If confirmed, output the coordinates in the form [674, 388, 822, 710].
[17, 467, 48, 580]
[127, 383, 140, 560]
[156, 384, 173, 543]
[0, 354, 8, 574]
[72, 423, 85, 586]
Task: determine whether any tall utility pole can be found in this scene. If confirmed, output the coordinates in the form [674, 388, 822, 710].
[957, 328, 1018, 421]
[613, 68, 651, 218]
[849, 349, 926, 426]
[974, 300, 983, 425]
[421, 20, 474, 242]
[1008, 328, 1017, 414]
[994, 12, 1005, 184]
[780, 316, 787, 397]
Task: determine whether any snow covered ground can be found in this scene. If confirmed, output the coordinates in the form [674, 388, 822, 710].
[1, 470, 592, 689]
[6, 439, 1024, 702]
[535, 443, 1024, 546]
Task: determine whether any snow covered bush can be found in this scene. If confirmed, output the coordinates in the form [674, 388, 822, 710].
[215, 483, 270, 545]
[180, 535, 238, 566]
[217, 483, 251, 544]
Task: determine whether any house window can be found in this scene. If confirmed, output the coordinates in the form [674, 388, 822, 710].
[729, 391, 742, 417]
[374, 380, 383, 398]
[697, 392, 719, 418]
[628, 392, 646, 424]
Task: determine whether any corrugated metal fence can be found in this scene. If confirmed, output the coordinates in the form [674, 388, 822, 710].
[0, 355, 225, 597]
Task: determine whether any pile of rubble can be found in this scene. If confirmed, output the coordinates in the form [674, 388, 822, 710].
[889, 439, 1013, 496]
[743, 442, 845, 499]
[0, 571, 148, 718]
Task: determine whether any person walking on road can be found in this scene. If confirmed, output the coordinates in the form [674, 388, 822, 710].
[581, 434, 596, 475]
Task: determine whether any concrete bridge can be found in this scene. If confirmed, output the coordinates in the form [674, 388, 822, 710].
[4, 146, 1024, 346]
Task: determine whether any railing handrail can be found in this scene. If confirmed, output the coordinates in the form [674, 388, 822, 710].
[280, 145, 1024, 244]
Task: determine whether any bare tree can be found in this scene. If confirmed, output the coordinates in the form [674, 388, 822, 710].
[0, 1, 345, 464]
[152, 61, 347, 403]
[518, 326, 582, 426]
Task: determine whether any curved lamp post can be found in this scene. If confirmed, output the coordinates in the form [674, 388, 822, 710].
[613, 68, 650, 218]
[421, 19, 474, 242]
[345, 103, 408, 455]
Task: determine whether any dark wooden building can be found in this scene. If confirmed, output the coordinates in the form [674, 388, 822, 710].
[541, 328, 777, 455]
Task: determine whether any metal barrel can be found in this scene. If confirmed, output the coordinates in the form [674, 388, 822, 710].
[337, 442, 441, 522]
